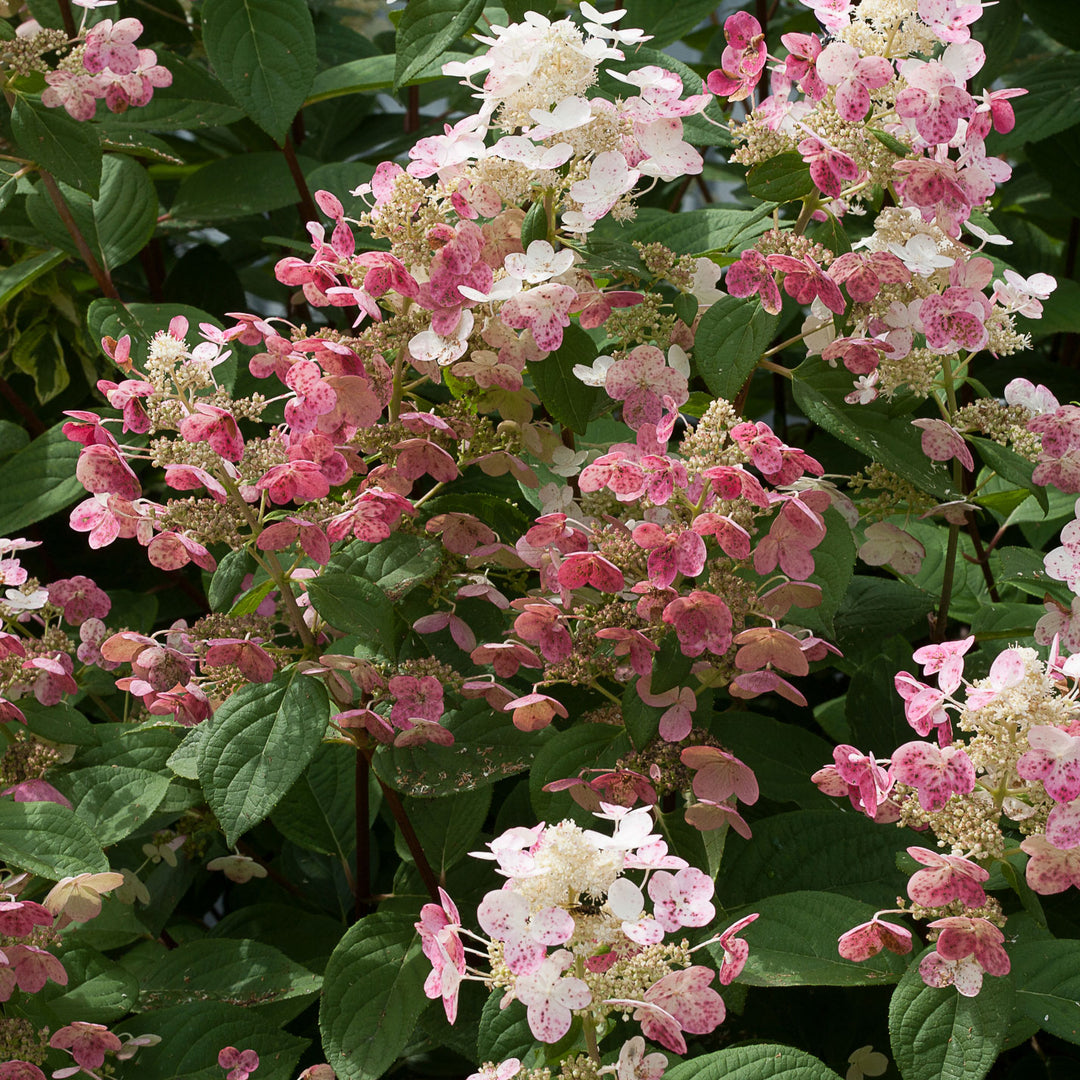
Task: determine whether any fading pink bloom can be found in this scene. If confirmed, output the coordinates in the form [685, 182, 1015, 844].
[179, 403, 244, 463]
[50, 1022, 121, 1070]
[83, 17, 142, 74]
[218, 1047, 260, 1080]
[1021, 835, 1080, 895]
[766, 253, 845, 315]
[203, 638, 275, 683]
[41, 69, 100, 120]
[47, 575, 110, 625]
[906, 846, 988, 906]
[76, 444, 141, 500]
[0, 899, 53, 937]
[782, 32, 826, 99]
[837, 916, 913, 961]
[681, 745, 759, 806]
[927, 915, 1010, 976]
[891, 741, 975, 811]
[798, 136, 859, 199]
[895, 59, 974, 145]
[724, 249, 782, 314]
[662, 591, 733, 658]
[829, 251, 910, 303]
[256, 460, 331, 505]
[558, 551, 625, 593]
[0, 1063, 45, 1080]
[859, 522, 925, 576]
[3, 779, 72, 808]
[605, 345, 688, 430]
[716, 912, 760, 984]
[477, 889, 574, 975]
[911, 418, 974, 472]
[919, 0, 985, 44]
[147, 530, 217, 573]
[1017, 725, 1080, 803]
[505, 693, 568, 732]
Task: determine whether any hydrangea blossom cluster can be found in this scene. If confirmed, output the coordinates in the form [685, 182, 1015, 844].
[0, 875, 156, 1076]
[815, 636, 1080, 995]
[417, 805, 757, 1078]
[709, 0, 1054, 439]
[57, 6, 854, 821]
[28, 15, 173, 121]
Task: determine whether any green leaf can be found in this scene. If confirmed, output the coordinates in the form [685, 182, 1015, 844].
[716, 809, 911, 907]
[201, 0, 317, 143]
[649, 631, 694, 695]
[0, 248, 66, 308]
[664, 1044, 845, 1080]
[394, 0, 485, 89]
[26, 153, 157, 270]
[167, 723, 205, 781]
[529, 722, 631, 825]
[118, 1000, 309, 1080]
[208, 549, 250, 611]
[196, 669, 330, 846]
[889, 949, 1013, 1080]
[527, 323, 598, 435]
[0, 423, 82, 536]
[832, 578, 936, 665]
[11, 96, 102, 196]
[326, 532, 443, 602]
[992, 55, 1080, 151]
[307, 574, 396, 645]
[401, 786, 491, 877]
[797, 507, 857, 637]
[792, 357, 953, 499]
[376, 697, 551, 797]
[307, 52, 469, 104]
[170, 151, 319, 222]
[0, 799, 108, 878]
[1010, 939, 1080, 1044]
[138, 938, 322, 1010]
[695, 294, 779, 400]
[477, 993, 534, 1064]
[746, 151, 815, 203]
[57, 765, 171, 846]
[271, 742, 357, 858]
[971, 436, 1048, 513]
[717, 713, 834, 807]
[20, 698, 99, 746]
[521, 199, 548, 247]
[622, 0, 733, 47]
[102, 55, 246, 130]
[869, 127, 913, 156]
[622, 681, 663, 749]
[711, 891, 910, 987]
[39, 948, 140, 1024]
[320, 912, 430, 1080]
[1020, 0, 1080, 48]
[604, 204, 774, 256]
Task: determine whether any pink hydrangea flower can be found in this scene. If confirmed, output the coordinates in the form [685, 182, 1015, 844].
[647, 867, 716, 932]
[890, 741, 975, 810]
[837, 915, 913, 961]
[725, 249, 783, 314]
[716, 912, 760, 984]
[661, 590, 733, 657]
[706, 13, 767, 101]
[1020, 835, 1080, 895]
[817, 42, 894, 123]
[1016, 725, 1080, 803]
[218, 1047, 260, 1080]
[515, 950, 591, 1043]
[605, 345, 689, 429]
[906, 846, 988, 906]
[49, 1022, 121, 1069]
